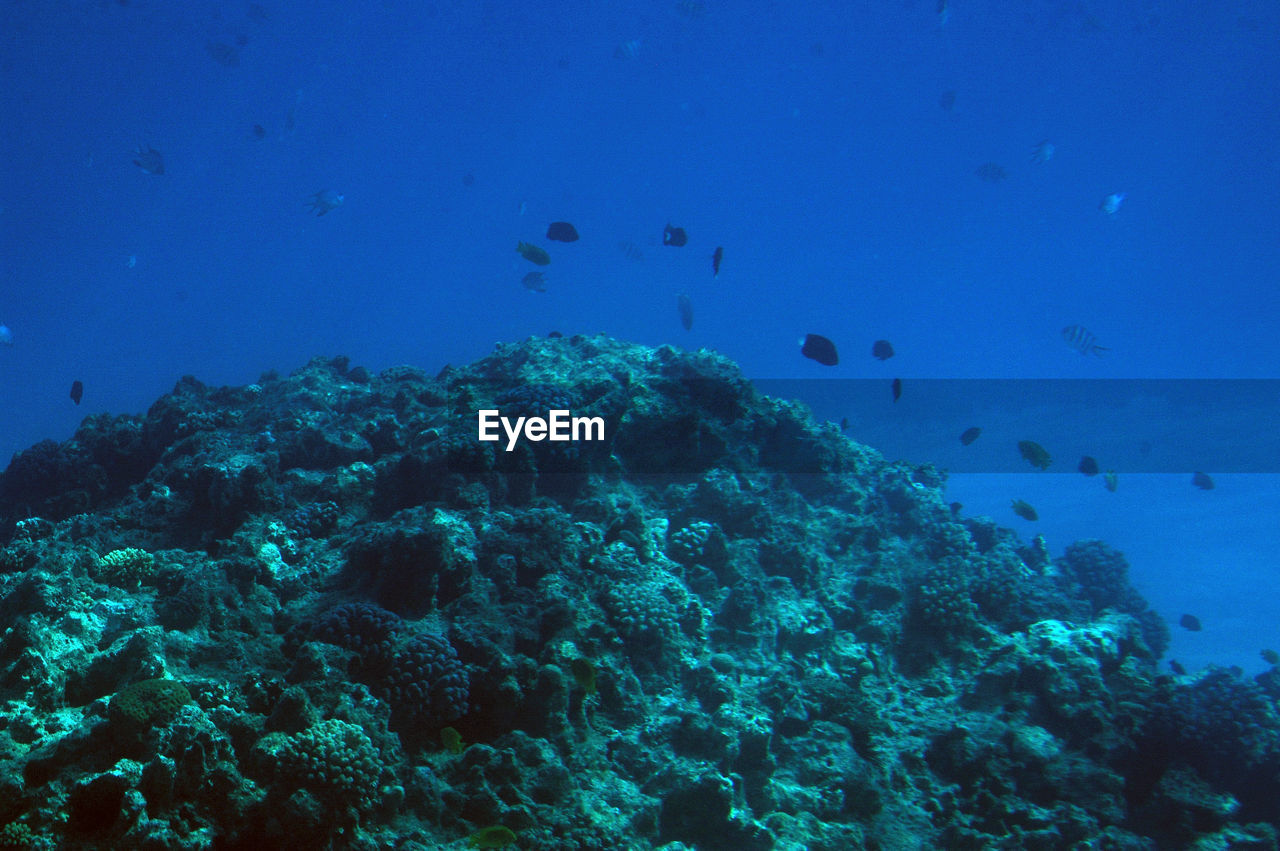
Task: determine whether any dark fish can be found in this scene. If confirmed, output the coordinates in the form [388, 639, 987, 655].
[548, 331, 563, 338]
[800, 334, 838, 366]
[1062, 324, 1108, 356]
[663, 223, 688, 247]
[1079, 456, 1100, 476]
[1192, 471, 1215, 490]
[711, 246, 723, 277]
[677, 294, 693, 330]
[840, 417, 850, 432]
[1168, 660, 1186, 675]
[70, 380, 84, 405]
[251, 124, 266, 140]
[871, 339, 894, 360]
[891, 378, 902, 402]
[462, 172, 476, 187]
[939, 89, 956, 112]
[618, 241, 645, 262]
[1262, 649, 1280, 666]
[546, 221, 579, 242]
[516, 241, 551, 265]
[1011, 499, 1038, 521]
[1018, 440, 1051, 470]
[205, 41, 241, 67]
[959, 427, 981, 446]
[133, 145, 165, 175]
[1104, 470, 1118, 492]
[975, 162, 1008, 182]
[1179, 613, 1203, 632]
[521, 271, 547, 293]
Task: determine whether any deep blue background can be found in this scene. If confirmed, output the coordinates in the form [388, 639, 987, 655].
[2, 0, 1278, 671]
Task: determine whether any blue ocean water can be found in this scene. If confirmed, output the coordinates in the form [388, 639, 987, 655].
[1, 0, 1277, 672]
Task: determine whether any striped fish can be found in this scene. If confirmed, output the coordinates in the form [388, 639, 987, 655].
[1061, 324, 1108, 356]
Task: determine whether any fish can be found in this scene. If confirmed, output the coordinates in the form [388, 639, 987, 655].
[677, 294, 693, 330]
[675, 0, 706, 18]
[1179, 613, 1203, 632]
[570, 657, 597, 694]
[1018, 440, 1051, 470]
[975, 162, 1008, 182]
[800, 334, 838, 366]
[1061, 324, 1108, 356]
[1104, 470, 1118, 492]
[1099, 192, 1125, 215]
[618, 241, 645, 262]
[663, 224, 688, 247]
[959, 427, 981, 446]
[521, 271, 547, 293]
[1191, 471, 1215, 490]
[1079, 456, 1100, 476]
[1030, 140, 1055, 163]
[614, 39, 642, 59]
[840, 417, 850, 432]
[0, 325, 12, 346]
[441, 726, 464, 754]
[305, 189, 345, 216]
[1011, 499, 1038, 521]
[70, 380, 84, 405]
[939, 90, 956, 112]
[711, 246, 723, 277]
[251, 124, 266, 140]
[891, 378, 902, 402]
[871, 339, 894, 360]
[1168, 660, 1186, 675]
[516, 241, 551, 265]
[937, 0, 950, 25]
[546, 222, 579, 242]
[133, 145, 165, 175]
[1262, 649, 1280, 667]
[205, 41, 241, 67]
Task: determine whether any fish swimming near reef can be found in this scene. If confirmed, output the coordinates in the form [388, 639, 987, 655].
[800, 334, 839, 366]
[546, 222, 579, 242]
[517, 241, 551, 265]
[306, 189, 345, 216]
[1078, 456, 1100, 476]
[1011, 499, 1038, 521]
[1018, 440, 1051, 470]
[0, 325, 12, 346]
[70, 380, 84, 405]
[1179, 613, 1203, 632]
[663, 224, 688, 247]
[1104, 470, 1118, 492]
[1191, 471, 1215, 490]
[677, 294, 693, 330]
[891, 378, 902, 402]
[959, 427, 981, 446]
[1099, 192, 1125, 215]
[871, 339, 894, 360]
[1030, 140, 1055, 163]
[521, 271, 547, 293]
[133, 145, 165, 175]
[1061, 324, 1107, 356]
[711, 246, 723, 277]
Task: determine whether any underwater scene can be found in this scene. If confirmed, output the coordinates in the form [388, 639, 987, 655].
[1, 1, 1279, 848]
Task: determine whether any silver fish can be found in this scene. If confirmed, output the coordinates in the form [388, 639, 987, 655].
[1061, 324, 1108, 356]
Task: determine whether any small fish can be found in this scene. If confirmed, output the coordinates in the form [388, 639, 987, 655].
[1099, 192, 1125, 215]
[0, 325, 13, 346]
[462, 172, 476, 187]
[939, 90, 956, 112]
[663, 223, 688, 247]
[126, 255, 137, 269]
[1030, 140, 1055, 163]
[1018, 440, 1051, 470]
[516, 241, 551, 265]
[305, 189, 345, 216]
[1011, 499, 1038, 521]
[440, 726, 464, 754]
[1104, 470, 1118, 492]
[959, 426, 981, 446]
[133, 145, 165, 175]
[711, 246, 723, 277]
[251, 123, 266, 140]
[70, 380, 84, 405]
[205, 40, 241, 67]
[1179, 613, 1203, 632]
[840, 417, 850, 432]
[618, 241, 644, 262]
[1079, 456, 1100, 476]
[975, 162, 1008, 182]
[546, 221, 579, 242]
[1262, 649, 1280, 667]
[570, 657, 597, 694]
[1061, 324, 1108, 356]
[677, 294, 693, 330]
[614, 39, 642, 59]
[871, 339, 894, 360]
[937, 0, 950, 25]
[800, 334, 839, 366]
[891, 377, 902, 402]
[1191, 471, 1215, 490]
[521, 271, 547, 293]
[675, 0, 706, 18]
[467, 825, 518, 849]
[1168, 660, 1186, 675]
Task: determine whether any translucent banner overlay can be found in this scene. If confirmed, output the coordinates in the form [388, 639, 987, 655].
[755, 378, 1277, 474]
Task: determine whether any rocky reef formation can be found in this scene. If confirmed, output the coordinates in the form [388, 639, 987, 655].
[0, 334, 1276, 849]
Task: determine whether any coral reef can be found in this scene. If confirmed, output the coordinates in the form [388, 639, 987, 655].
[0, 334, 1273, 848]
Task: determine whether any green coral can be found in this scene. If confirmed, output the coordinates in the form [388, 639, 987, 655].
[0, 822, 34, 850]
[108, 678, 191, 731]
[93, 547, 156, 588]
[278, 719, 382, 810]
